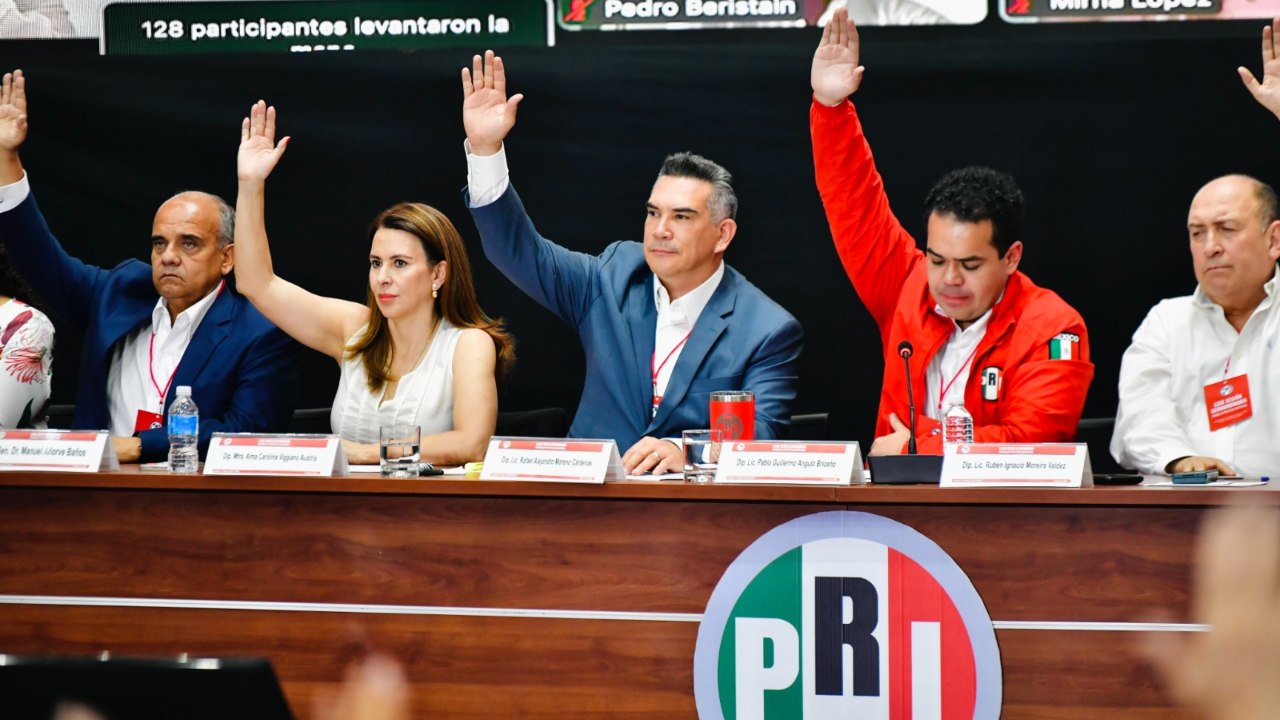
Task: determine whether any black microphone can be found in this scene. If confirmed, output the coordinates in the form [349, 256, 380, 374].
[897, 341, 918, 455]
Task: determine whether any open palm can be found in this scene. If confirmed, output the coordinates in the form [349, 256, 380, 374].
[1240, 18, 1280, 120]
[0, 70, 29, 153]
[461, 50, 523, 156]
[238, 100, 289, 183]
[811, 8, 864, 106]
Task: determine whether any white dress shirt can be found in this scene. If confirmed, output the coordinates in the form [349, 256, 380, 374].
[465, 140, 511, 209]
[652, 263, 724, 411]
[924, 306, 992, 420]
[465, 141, 725, 415]
[105, 282, 222, 436]
[0, 170, 32, 210]
[1112, 268, 1280, 476]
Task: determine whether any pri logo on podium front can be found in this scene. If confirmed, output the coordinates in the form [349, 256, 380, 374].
[693, 511, 1001, 719]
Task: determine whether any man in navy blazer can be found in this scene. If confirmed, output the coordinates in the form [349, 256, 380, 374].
[461, 52, 803, 475]
[0, 69, 296, 463]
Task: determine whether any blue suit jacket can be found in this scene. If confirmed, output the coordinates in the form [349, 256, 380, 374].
[0, 192, 298, 461]
[469, 186, 803, 450]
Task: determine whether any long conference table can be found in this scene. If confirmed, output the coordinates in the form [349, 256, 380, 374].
[0, 468, 1270, 719]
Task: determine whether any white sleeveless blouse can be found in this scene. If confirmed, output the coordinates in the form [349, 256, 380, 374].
[330, 319, 462, 444]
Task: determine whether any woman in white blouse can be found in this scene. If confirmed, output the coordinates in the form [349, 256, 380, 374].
[233, 101, 514, 465]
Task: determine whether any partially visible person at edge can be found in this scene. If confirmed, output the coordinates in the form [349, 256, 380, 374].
[1111, 18, 1280, 478]
[0, 242, 52, 427]
[1141, 502, 1280, 720]
[809, 8, 1094, 456]
[460, 50, 802, 475]
[234, 100, 513, 465]
[0, 70, 297, 463]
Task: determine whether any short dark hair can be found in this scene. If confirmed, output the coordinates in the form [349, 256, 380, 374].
[923, 167, 1024, 257]
[657, 152, 737, 222]
[1252, 178, 1278, 226]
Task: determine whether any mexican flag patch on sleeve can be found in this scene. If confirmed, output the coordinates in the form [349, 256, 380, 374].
[1049, 332, 1080, 360]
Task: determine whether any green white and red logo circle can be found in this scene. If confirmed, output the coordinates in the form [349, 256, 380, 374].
[694, 511, 1001, 719]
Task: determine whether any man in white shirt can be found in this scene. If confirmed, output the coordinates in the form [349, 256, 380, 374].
[460, 51, 803, 475]
[0, 69, 297, 462]
[1111, 20, 1280, 476]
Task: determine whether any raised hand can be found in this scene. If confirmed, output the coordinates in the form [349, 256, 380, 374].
[462, 49, 523, 156]
[811, 8, 865, 107]
[1239, 18, 1280, 121]
[238, 100, 290, 184]
[0, 70, 29, 154]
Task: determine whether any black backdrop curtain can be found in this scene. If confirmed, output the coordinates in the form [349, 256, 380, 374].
[0, 21, 1269, 447]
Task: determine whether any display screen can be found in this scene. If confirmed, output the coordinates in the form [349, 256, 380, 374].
[0, 0, 1272, 49]
[100, 0, 555, 54]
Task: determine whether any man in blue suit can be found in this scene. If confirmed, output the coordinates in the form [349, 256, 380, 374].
[461, 51, 803, 475]
[0, 69, 296, 463]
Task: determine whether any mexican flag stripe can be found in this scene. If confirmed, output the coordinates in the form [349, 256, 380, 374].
[1050, 336, 1075, 360]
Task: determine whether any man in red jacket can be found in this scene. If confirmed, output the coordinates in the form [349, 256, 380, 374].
[810, 7, 1094, 455]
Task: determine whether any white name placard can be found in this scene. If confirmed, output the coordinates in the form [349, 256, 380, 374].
[715, 441, 864, 485]
[0, 429, 116, 472]
[941, 443, 1092, 488]
[203, 434, 347, 476]
[480, 437, 623, 484]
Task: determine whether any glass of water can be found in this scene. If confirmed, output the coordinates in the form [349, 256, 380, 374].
[682, 428, 722, 483]
[379, 424, 421, 478]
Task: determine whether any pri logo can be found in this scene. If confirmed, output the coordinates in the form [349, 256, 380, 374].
[1220, 384, 1234, 397]
[716, 414, 745, 439]
[694, 511, 1001, 719]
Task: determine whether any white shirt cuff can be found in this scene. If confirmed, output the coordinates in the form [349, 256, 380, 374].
[0, 170, 31, 214]
[464, 140, 510, 208]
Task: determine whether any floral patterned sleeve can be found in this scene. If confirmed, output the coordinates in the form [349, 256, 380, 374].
[0, 302, 53, 428]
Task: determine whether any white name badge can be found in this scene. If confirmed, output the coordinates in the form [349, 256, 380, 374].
[715, 441, 864, 485]
[203, 434, 348, 477]
[480, 437, 623, 484]
[941, 443, 1092, 488]
[0, 429, 117, 472]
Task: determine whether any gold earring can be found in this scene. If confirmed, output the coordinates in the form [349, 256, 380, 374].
[432, 287, 439, 299]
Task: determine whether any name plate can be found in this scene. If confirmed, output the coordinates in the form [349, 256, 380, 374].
[203, 433, 347, 476]
[941, 443, 1092, 488]
[715, 441, 864, 485]
[480, 437, 623, 484]
[0, 429, 116, 472]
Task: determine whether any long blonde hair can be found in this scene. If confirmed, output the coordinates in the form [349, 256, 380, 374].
[345, 203, 515, 393]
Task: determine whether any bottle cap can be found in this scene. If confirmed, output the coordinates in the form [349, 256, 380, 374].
[176, 386, 192, 396]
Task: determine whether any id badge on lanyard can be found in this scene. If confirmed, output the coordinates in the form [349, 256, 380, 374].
[139, 330, 178, 432]
[1203, 373, 1252, 432]
[135, 409, 164, 432]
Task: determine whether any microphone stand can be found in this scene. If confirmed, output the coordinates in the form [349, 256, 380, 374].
[866, 341, 942, 484]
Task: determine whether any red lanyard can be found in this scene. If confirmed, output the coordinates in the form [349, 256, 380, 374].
[148, 330, 179, 410]
[936, 342, 983, 414]
[651, 331, 693, 412]
[1224, 355, 1233, 378]
[148, 280, 224, 409]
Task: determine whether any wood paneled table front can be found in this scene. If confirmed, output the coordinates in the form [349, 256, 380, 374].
[0, 470, 1268, 718]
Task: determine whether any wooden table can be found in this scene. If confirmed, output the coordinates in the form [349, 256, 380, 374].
[0, 470, 1270, 718]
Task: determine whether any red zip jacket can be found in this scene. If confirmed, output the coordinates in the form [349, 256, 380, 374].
[811, 99, 1094, 454]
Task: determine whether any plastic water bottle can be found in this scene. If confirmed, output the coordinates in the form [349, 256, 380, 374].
[943, 403, 973, 445]
[167, 386, 199, 474]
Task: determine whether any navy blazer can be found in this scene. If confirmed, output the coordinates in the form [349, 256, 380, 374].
[0, 192, 298, 461]
[469, 186, 803, 450]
